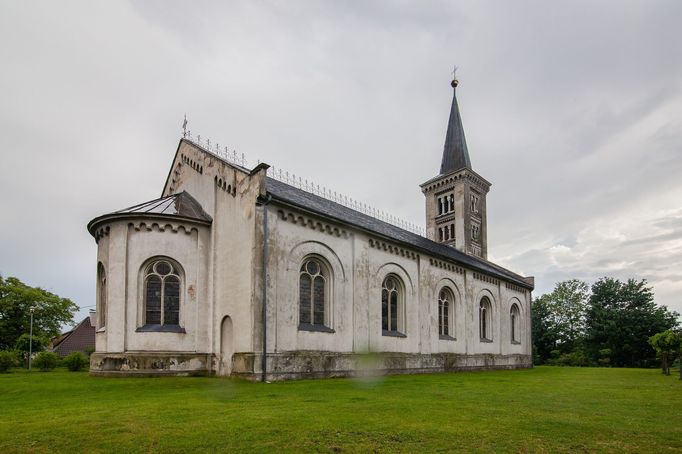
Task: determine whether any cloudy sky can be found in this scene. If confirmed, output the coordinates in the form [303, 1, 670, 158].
[1, 0, 681, 324]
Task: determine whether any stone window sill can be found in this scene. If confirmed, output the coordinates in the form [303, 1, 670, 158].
[511, 340, 521, 345]
[382, 330, 407, 338]
[96, 327, 106, 333]
[298, 323, 335, 334]
[439, 335, 456, 341]
[136, 324, 186, 333]
[480, 338, 493, 343]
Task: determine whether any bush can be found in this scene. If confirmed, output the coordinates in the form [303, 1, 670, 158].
[84, 346, 95, 357]
[63, 352, 88, 371]
[0, 350, 19, 372]
[33, 352, 58, 371]
[547, 351, 593, 367]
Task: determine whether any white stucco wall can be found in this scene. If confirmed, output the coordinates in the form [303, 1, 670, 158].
[265, 203, 532, 359]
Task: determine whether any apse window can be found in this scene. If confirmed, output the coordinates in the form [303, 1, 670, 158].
[142, 259, 182, 328]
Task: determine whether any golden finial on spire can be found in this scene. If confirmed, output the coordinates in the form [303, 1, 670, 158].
[451, 65, 459, 88]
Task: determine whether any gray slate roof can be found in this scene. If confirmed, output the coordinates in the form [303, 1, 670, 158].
[112, 191, 213, 222]
[265, 177, 532, 289]
[88, 191, 212, 235]
[440, 84, 472, 175]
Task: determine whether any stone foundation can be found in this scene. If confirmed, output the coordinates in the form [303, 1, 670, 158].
[90, 352, 214, 377]
[232, 351, 532, 381]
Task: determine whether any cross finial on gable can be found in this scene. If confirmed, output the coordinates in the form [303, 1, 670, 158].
[182, 114, 188, 138]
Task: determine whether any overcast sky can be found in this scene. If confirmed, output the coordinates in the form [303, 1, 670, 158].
[1, 0, 681, 325]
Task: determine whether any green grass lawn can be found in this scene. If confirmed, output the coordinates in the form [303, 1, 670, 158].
[1, 367, 680, 453]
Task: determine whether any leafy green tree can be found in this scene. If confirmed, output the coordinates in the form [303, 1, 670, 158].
[531, 279, 589, 363]
[585, 278, 679, 367]
[0, 276, 78, 350]
[14, 333, 48, 353]
[531, 294, 558, 363]
[649, 330, 681, 376]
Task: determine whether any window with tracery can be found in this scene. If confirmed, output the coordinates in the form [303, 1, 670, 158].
[299, 257, 328, 327]
[510, 303, 521, 343]
[479, 296, 492, 341]
[381, 275, 404, 334]
[438, 288, 455, 338]
[143, 259, 181, 326]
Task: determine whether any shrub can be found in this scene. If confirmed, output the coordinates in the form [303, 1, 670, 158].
[84, 346, 95, 357]
[0, 350, 19, 372]
[33, 352, 58, 371]
[597, 348, 612, 367]
[63, 352, 88, 371]
[547, 351, 593, 367]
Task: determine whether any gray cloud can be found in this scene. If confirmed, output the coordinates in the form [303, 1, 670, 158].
[1, 0, 681, 324]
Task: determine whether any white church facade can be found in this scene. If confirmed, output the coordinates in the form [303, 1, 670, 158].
[87, 78, 534, 379]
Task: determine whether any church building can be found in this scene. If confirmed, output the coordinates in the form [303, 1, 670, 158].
[87, 77, 534, 379]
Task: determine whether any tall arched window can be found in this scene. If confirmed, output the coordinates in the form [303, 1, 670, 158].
[143, 259, 181, 326]
[438, 288, 455, 338]
[479, 296, 493, 341]
[97, 263, 107, 329]
[382, 275, 404, 335]
[510, 303, 521, 344]
[299, 257, 329, 328]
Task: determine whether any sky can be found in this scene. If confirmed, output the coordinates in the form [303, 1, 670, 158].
[1, 0, 681, 326]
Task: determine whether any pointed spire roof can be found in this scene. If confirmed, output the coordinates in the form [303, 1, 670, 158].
[439, 79, 471, 174]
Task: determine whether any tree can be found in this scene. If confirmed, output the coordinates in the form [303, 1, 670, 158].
[531, 294, 558, 363]
[0, 276, 78, 351]
[585, 278, 679, 368]
[531, 279, 589, 363]
[649, 330, 681, 375]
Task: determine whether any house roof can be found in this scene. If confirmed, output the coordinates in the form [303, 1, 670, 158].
[51, 316, 95, 357]
[440, 80, 472, 175]
[88, 191, 212, 235]
[265, 177, 533, 289]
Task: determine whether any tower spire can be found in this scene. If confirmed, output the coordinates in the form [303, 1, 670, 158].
[439, 69, 471, 174]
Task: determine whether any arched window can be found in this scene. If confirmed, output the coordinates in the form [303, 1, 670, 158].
[510, 303, 521, 344]
[382, 275, 404, 335]
[438, 288, 455, 338]
[143, 259, 181, 326]
[299, 257, 329, 328]
[479, 296, 493, 341]
[97, 263, 106, 329]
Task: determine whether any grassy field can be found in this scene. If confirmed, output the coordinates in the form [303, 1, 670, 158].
[0, 366, 681, 453]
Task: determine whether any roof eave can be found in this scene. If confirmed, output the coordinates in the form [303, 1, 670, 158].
[87, 212, 212, 238]
[266, 192, 532, 290]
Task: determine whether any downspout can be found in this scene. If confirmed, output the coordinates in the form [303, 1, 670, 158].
[261, 193, 272, 382]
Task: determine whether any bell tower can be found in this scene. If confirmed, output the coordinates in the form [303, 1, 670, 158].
[420, 75, 491, 259]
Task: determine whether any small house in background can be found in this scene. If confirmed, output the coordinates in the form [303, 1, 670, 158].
[50, 312, 96, 357]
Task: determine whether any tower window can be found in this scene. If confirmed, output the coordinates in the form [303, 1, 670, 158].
[450, 224, 455, 240]
[472, 224, 480, 241]
[471, 194, 480, 213]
